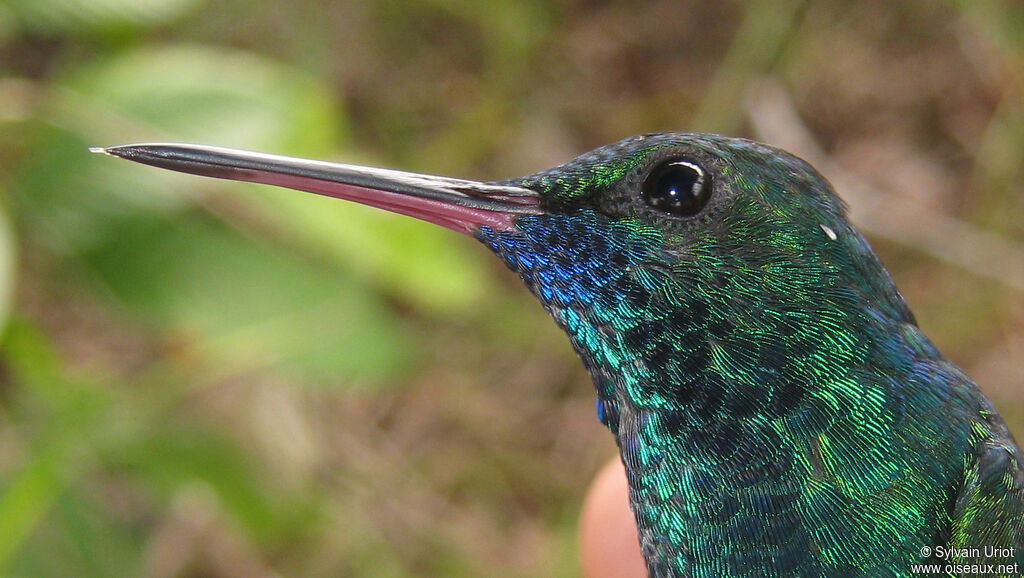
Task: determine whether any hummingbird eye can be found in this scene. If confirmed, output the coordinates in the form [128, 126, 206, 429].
[642, 160, 711, 216]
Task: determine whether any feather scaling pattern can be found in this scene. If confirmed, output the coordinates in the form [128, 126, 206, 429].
[476, 134, 1023, 576]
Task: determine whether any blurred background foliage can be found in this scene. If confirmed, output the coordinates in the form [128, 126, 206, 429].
[0, 0, 1021, 576]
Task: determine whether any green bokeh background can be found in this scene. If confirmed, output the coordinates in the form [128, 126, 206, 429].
[0, 1, 1022, 576]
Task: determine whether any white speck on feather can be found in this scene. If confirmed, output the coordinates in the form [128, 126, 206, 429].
[820, 224, 838, 241]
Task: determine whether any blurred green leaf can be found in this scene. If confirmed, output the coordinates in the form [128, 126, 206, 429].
[0, 319, 317, 575]
[15, 126, 189, 254]
[11, 45, 417, 381]
[18, 42, 499, 322]
[18, 44, 341, 253]
[0, 320, 111, 571]
[79, 213, 416, 380]
[6, 0, 203, 35]
[0, 440, 69, 568]
[63, 44, 340, 152]
[259, 191, 501, 315]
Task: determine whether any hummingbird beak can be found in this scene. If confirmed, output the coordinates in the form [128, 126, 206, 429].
[92, 144, 543, 234]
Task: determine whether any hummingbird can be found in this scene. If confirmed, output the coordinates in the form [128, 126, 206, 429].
[94, 133, 1023, 577]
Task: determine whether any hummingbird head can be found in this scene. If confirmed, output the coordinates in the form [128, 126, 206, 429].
[96, 133, 916, 430]
[496, 133, 868, 287]
[468, 133, 917, 431]
[488, 132, 860, 296]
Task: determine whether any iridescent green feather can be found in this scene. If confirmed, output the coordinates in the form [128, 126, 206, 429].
[480, 133, 1023, 577]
